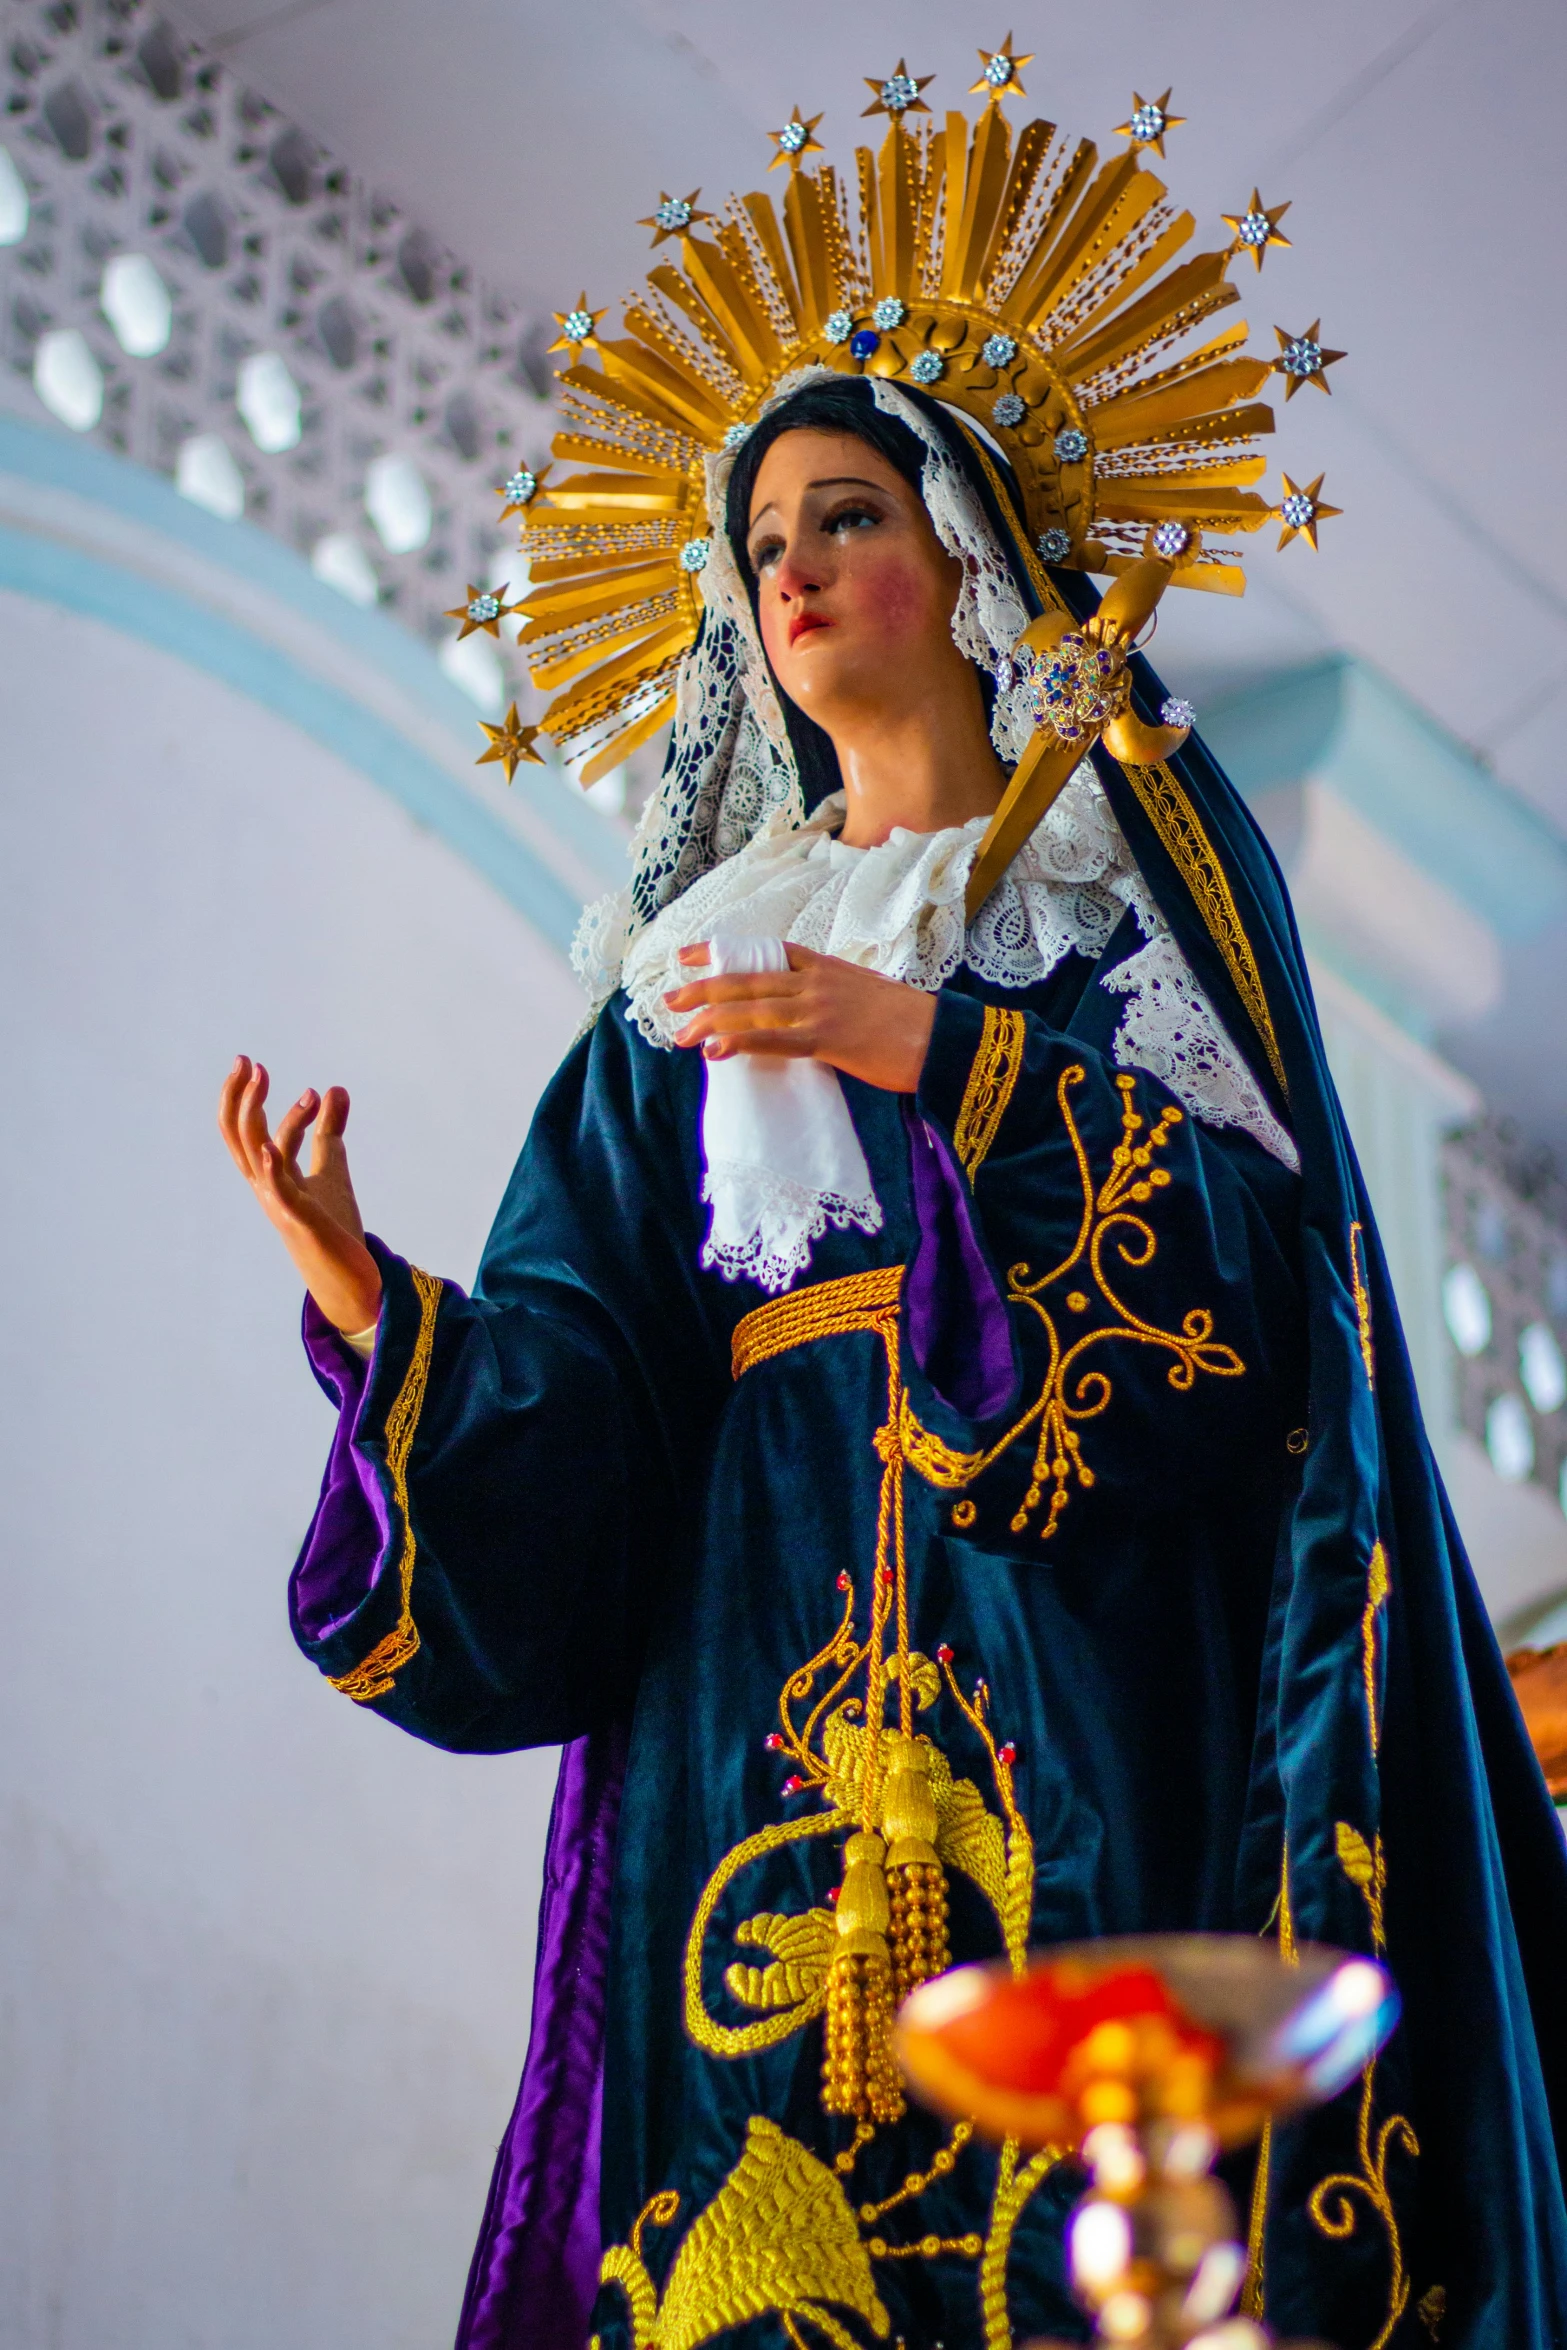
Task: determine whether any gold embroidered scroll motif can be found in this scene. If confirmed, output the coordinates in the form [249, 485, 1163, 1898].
[1304, 1547, 1418, 2350]
[329, 1265, 442, 1704]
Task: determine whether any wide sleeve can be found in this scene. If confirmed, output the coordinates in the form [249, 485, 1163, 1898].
[287, 1000, 726, 1754]
[908, 985, 1306, 1530]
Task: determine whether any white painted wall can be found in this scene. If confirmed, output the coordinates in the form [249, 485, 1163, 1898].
[0, 590, 583, 2349]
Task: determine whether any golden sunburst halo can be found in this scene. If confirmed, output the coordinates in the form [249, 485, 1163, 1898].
[862, 59, 934, 119]
[489, 59, 1339, 786]
[1114, 88, 1185, 156]
[970, 35, 1033, 104]
[477, 703, 545, 784]
[1223, 189, 1292, 271]
[547, 293, 607, 356]
[1272, 321, 1346, 400]
[1275, 472, 1342, 550]
[445, 583, 521, 641]
[769, 108, 824, 171]
[638, 190, 713, 248]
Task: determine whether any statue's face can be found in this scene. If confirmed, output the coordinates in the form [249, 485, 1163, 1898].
[745, 427, 968, 735]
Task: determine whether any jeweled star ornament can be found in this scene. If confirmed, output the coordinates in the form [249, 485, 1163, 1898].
[970, 36, 1032, 103]
[1223, 189, 1292, 270]
[863, 60, 934, 119]
[1274, 473, 1342, 550]
[477, 704, 544, 784]
[1114, 88, 1185, 156]
[1272, 320, 1346, 400]
[548, 294, 607, 356]
[768, 108, 823, 171]
[445, 584, 521, 640]
[495, 462, 552, 522]
[638, 190, 712, 248]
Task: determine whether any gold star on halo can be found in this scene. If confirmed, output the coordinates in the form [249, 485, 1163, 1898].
[768, 107, 824, 171]
[1274, 472, 1342, 551]
[1113, 88, 1186, 157]
[547, 293, 607, 357]
[862, 59, 934, 120]
[477, 704, 545, 785]
[1222, 189, 1292, 271]
[444, 583, 521, 641]
[637, 189, 712, 249]
[1271, 320, 1346, 401]
[970, 34, 1032, 103]
[494, 461, 553, 522]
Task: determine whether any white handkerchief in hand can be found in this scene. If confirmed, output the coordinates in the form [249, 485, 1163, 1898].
[698, 932, 882, 1295]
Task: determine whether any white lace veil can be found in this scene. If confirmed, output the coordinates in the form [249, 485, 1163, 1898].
[572, 368, 1042, 1011]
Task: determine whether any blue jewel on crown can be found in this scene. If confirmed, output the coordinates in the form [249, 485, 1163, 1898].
[850, 329, 880, 361]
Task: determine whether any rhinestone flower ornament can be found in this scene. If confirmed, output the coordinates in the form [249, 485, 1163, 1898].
[1275, 472, 1342, 550]
[1222, 190, 1292, 270]
[1054, 427, 1089, 463]
[982, 334, 1017, 367]
[1152, 520, 1192, 558]
[1038, 528, 1072, 563]
[445, 582, 520, 640]
[497, 463, 550, 520]
[1273, 320, 1346, 400]
[994, 392, 1026, 427]
[656, 197, 691, 231]
[823, 309, 854, 345]
[778, 119, 808, 154]
[1160, 696, 1196, 729]
[680, 538, 711, 571]
[1115, 89, 1185, 157]
[873, 296, 907, 331]
[863, 60, 934, 119]
[911, 350, 945, 385]
[969, 37, 1032, 100]
[1025, 633, 1132, 746]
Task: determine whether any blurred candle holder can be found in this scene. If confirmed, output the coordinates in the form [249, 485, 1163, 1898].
[895, 1934, 1397, 2350]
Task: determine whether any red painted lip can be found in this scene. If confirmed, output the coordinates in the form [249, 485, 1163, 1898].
[788, 611, 833, 647]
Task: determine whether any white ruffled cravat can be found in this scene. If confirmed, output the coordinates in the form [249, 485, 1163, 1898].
[699, 933, 882, 1295]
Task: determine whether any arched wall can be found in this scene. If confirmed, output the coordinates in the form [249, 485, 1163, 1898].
[0, 513, 593, 2340]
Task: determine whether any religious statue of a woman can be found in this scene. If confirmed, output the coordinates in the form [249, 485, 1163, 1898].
[218, 64, 1567, 2350]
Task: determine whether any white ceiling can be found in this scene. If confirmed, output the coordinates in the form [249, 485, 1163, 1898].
[163, 0, 1567, 1140]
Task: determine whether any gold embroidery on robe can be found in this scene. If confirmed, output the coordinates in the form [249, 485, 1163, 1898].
[952, 1006, 1026, 1182]
[329, 1265, 442, 1703]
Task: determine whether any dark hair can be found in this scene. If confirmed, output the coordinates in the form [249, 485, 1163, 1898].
[722, 377, 1005, 809]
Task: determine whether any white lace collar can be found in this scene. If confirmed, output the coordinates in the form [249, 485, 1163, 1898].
[612, 765, 1298, 1171]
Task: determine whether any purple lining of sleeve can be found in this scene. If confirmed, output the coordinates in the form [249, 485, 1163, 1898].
[904, 1108, 1016, 1422]
[454, 1722, 628, 2350]
[291, 1295, 395, 1642]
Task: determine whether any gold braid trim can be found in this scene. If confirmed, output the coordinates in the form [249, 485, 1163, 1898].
[329, 1265, 443, 1704]
[1119, 761, 1288, 1098]
[1350, 1219, 1376, 1387]
[1242, 1838, 1298, 2320]
[952, 1007, 1026, 1183]
[731, 1265, 903, 1382]
[980, 2139, 1064, 2350]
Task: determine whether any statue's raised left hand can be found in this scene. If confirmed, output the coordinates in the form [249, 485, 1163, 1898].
[217, 1057, 383, 1334]
[665, 943, 937, 1095]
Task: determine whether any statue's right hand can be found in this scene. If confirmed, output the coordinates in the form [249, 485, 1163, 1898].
[218, 1056, 383, 1335]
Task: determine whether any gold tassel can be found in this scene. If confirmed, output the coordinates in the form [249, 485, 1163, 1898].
[823, 1831, 904, 2123]
[882, 1732, 950, 2006]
